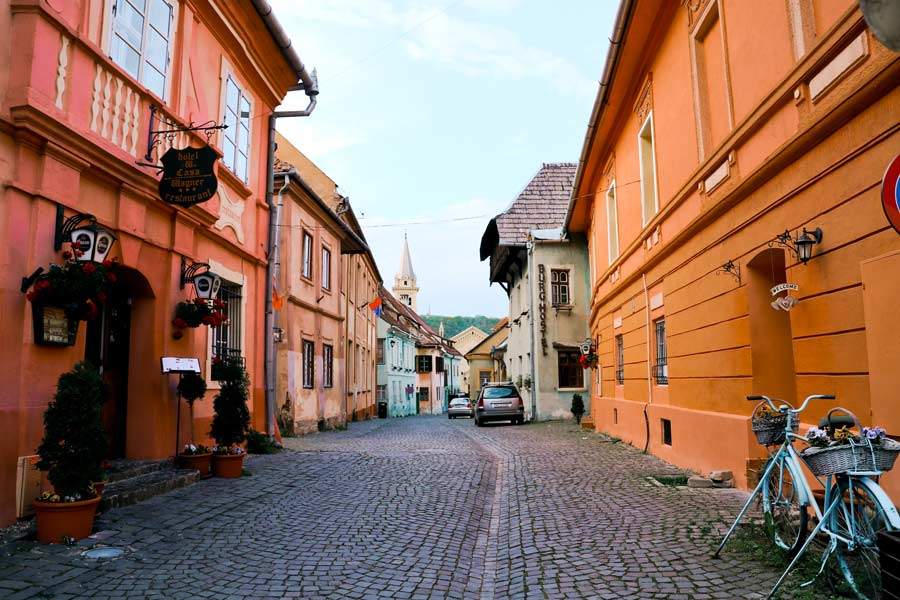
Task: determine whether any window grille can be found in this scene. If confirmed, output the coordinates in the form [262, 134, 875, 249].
[302, 339, 314, 389]
[551, 269, 570, 306]
[212, 282, 242, 366]
[654, 318, 668, 385]
[615, 334, 624, 384]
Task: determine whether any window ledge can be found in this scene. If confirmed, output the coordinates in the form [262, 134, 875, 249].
[216, 164, 253, 199]
[557, 387, 587, 392]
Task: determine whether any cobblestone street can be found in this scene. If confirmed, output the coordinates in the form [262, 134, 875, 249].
[1, 417, 792, 599]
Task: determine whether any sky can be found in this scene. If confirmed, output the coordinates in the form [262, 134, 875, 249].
[270, 0, 615, 317]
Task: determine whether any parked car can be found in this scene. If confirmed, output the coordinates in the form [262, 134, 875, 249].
[447, 397, 473, 419]
[474, 382, 525, 426]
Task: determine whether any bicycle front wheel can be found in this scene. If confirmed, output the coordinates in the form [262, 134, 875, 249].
[829, 477, 895, 600]
[761, 455, 809, 556]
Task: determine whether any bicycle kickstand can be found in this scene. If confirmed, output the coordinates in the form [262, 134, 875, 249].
[713, 457, 778, 558]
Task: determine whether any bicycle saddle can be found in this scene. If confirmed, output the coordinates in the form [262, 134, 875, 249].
[818, 414, 855, 428]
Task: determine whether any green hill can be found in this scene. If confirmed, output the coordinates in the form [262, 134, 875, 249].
[422, 315, 500, 339]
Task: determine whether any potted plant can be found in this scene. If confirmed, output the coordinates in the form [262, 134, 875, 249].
[571, 393, 585, 425]
[92, 460, 113, 495]
[33, 362, 107, 543]
[209, 356, 250, 478]
[176, 372, 211, 475]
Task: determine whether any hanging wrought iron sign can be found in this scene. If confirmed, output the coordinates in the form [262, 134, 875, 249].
[158, 145, 219, 207]
[770, 282, 799, 311]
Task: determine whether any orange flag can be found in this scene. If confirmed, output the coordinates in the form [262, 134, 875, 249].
[272, 283, 284, 311]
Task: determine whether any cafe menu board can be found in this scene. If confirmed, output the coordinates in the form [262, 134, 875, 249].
[33, 304, 78, 346]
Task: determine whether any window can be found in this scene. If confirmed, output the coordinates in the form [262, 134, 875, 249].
[376, 339, 385, 365]
[302, 232, 313, 279]
[376, 385, 386, 402]
[551, 269, 570, 306]
[222, 75, 251, 183]
[323, 344, 333, 388]
[212, 281, 242, 363]
[479, 370, 491, 388]
[435, 356, 445, 373]
[638, 113, 659, 225]
[615, 334, 624, 385]
[661, 418, 672, 446]
[109, 0, 174, 99]
[606, 181, 619, 262]
[417, 387, 429, 402]
[613, 408, 618, 424]
[322, 246, 331, 290]
[557, 351, 584, 389]
[654, 318, 668, 385]
[416, 355, 433, 373]
[302, 339, 314, 389]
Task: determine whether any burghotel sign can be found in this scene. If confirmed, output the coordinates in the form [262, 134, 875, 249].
[538, 264, 547, 355]
[159, 145, 218, 207]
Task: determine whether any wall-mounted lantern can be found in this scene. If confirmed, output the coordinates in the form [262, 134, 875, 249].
[773, 227, 823, 265]
[55, 210, 117, 264]
[180, 257, 221, 300]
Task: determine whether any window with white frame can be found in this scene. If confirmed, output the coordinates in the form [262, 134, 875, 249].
[322, 246, 332, 290]
[606, 181, 619, 262]
[302, 232, 313, 280]
[222, 75, 251, 183]
[109, 0, 175, 99]
[550, 269, 570, 306]
[638, 113, 659, 225]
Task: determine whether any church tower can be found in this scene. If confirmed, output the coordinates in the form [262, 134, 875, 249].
[393, 234, 419, 311]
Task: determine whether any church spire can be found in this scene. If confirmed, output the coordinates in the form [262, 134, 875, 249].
[392, 233, 419, 312]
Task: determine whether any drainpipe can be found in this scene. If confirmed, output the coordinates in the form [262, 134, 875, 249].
[264, 171, 290, 437]
[526, 241, 538, 422]
[642, 273, 654, 452]
[263, 77, 319, 439]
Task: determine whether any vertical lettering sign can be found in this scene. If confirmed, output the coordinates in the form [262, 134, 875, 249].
[538, 264, 547, 355]
[159, 145, 219, 207]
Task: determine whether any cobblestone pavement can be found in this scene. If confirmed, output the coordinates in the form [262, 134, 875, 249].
[0, 416, 794, 599]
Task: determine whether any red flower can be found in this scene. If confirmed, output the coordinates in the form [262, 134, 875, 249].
[96, 291, 107, 302]
[201, 315, 213, 325]
[107, 272, 117, 283]
[212, 356, 222, 365]
[172, 329, 184, 340]
[193, 297, 207, 306]
[213, 299, 225, 309]
[173, 317, 189, 329]
[73, 248, 84, 257]
[102, 259, 113, 268]
[35, 279, 50, 291]
[26, 291, 35, 301]
[62, 250, 72, 260]
[82, 263, 97, 274]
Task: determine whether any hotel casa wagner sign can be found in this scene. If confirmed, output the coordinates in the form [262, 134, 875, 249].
[159, 145, 218, 207]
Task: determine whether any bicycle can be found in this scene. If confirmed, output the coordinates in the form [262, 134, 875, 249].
[714, 394, 900, 599]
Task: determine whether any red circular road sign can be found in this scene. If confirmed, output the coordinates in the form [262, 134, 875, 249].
[883, 154, 900, 234]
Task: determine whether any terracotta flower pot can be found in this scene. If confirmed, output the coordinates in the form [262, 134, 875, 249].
[211, 453, 244, 478]
[33, 495, 101, 543]
[179, 453, 212, 478]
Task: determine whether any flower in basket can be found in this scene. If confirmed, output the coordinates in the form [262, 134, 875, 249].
[173, 299, 222, 329]
[756, 403, 782, 419]
[833, 426, 857, 444]
[805, 427, 830, 448]
[862, 426, 887, 443]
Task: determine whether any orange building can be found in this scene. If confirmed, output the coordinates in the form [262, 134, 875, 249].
[0, 0, 315, 525]
[272, 137, 380, 433]
[566, 0, 900, 495]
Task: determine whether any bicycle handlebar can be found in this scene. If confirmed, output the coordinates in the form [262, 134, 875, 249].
[747, 394, 835, 413]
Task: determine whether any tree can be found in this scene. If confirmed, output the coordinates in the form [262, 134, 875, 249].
[209, 358, 250, 448]
[36, 362, 107, 498]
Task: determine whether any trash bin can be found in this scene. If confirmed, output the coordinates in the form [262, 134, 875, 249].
[377, 401, 388, 419]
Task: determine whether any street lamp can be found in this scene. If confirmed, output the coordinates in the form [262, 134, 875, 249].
[180, 258, 221, 300]
[56, 212, 116, 264]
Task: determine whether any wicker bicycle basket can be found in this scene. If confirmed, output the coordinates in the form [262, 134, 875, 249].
[800, 408, 900, 476]
[751, 402, 795, 446]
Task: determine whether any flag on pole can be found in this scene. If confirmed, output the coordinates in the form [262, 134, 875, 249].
[369, 296, 383, 318]
[272, 280, 284, 311]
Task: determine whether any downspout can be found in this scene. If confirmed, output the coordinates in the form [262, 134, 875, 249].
[264, 170, 290, 438]
[526, 241, 538, 422]
[642, 273, 654, 452]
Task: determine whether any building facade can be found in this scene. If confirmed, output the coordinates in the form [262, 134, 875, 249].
[464, 319, 509, 401]
[272, 140, 371, 434]
[565, 0, 900, 494]
[481, 164, 592, 421]
[450, 325, 488, 394]
[377, 287, 418, 418]
[0, 0, 314, 524]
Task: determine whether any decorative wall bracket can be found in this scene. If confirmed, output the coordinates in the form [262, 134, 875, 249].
[139, 104, 227, 166]
[716, 260, 741, 284]
[180, 257, 212, 289]
[769, 227, 824, 264]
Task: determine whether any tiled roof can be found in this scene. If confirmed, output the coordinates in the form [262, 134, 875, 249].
[494, 163, 577, 246]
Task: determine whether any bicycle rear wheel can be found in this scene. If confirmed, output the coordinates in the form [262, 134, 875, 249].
[761, 455, 809, 556]
[829, 477, 895, 599]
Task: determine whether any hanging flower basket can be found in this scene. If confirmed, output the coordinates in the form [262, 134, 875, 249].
[800, 409, 900, 476]
[578, 352, 599, 370]
[24, 255, 118, 321]
[172, 298, 226, 338]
